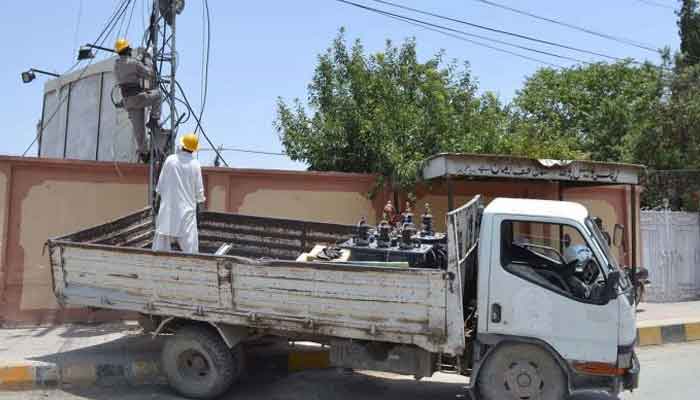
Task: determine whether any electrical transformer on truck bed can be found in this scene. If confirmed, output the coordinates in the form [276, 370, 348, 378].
[48, 196, 638, 400]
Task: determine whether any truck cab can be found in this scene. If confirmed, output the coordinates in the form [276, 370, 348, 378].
[468, 198, 638, 399]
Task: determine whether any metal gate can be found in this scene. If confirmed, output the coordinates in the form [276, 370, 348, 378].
[641, 210, 700, 302]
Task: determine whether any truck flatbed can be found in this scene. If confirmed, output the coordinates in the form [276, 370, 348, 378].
[48, 206, 472, 355]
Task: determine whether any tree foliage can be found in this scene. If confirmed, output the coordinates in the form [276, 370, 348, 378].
[276, 12, 700, 194]
[512, 61, 664, 164]
[276, 30, 574, 189]
[678, 0, 700, 66]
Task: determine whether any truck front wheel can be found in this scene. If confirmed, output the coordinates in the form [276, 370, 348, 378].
[477, 343, 567, 400]
[162, 325, 244, 399]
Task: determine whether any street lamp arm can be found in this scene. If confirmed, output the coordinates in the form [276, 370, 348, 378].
[28, 68, 60, 78]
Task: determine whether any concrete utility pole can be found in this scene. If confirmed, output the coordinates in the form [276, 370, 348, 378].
[148, 0, 182, 213]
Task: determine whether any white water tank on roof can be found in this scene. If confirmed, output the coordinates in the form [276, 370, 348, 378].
[38, 57, 139, 163]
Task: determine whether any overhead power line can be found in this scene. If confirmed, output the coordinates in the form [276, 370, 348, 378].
[72, 0, 84, 54]
[174, 80, 231, 167]
[378, 9, 565, 68]
[123, 0, 138, 38]
[198, 0, 211, 134]
[364, 0, 625, 62]
[336, 0, 589, 64]
[474, 0, 661, 53]
[200, 147, 288, 156]
[634, 0, 675, 10]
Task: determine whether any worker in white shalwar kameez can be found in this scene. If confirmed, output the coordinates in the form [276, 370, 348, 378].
[152, 133, 205, 253]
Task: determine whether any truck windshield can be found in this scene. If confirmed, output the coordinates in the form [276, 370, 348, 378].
[585, 217, 618, 272]
[585, 217, 631, 290]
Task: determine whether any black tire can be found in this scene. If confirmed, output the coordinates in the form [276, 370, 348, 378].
[477, 343, 567, 400]
[162, 325, 244, 399]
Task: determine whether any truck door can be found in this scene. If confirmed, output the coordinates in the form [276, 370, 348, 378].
[486, 217, 619, 363]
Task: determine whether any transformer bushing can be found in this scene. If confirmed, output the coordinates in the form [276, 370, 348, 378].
[402, 201, 414, 225]
[355, 216, 370, 246]
[421, 203, 434, 237]
[400, 222, 417, 250]
[377, 214, 392, 248]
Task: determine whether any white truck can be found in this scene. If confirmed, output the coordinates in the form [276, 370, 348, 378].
[48, 196, 639, 400]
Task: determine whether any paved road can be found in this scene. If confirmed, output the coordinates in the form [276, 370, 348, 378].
[1, 342, 698, 400]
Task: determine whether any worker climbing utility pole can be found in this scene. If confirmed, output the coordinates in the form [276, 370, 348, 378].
[113, 38, 161, 163]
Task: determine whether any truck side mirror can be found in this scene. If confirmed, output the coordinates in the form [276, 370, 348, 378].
[613, 224, 624, 248]
[605, 271, 621, 301]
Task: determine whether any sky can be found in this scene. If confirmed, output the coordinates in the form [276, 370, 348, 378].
[0, 0, 681, 170]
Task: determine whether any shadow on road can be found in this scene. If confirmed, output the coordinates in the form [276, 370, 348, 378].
[28, 334, 163, 365]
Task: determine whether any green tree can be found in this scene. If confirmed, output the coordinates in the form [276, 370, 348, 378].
[276, 30, 571, 189]
[678, 0, 700, 66]
[512, 61, 664, 163]
[651, 61, 700, 169]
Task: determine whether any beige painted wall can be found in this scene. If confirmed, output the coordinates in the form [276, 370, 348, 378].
[208, 185, 227, 212]
[237, 189, 377, 225]
[0, 157, 384, 323]
[0, 169, 7, 292]
[562, 185, 638, 266]
[0, 156, 640, 324]
[18, 180, 147, 310]
[569, 199, 620, 261]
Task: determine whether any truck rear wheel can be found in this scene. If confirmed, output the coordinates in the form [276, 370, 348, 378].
[477, 343, 567, 400]
[162, 325, 244, 399]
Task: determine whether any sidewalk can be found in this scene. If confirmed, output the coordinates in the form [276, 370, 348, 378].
[1, 302, 699, 390]
[0, 321, 164, 389]
[637, 300, 700, 327]
[636, 301, 700, 346]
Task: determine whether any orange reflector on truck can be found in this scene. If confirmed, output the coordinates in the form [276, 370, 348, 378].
[573, 362, 626, 376]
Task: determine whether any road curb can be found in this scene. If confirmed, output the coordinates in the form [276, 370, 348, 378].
[0, 360, 164, 390]
[0, 348, 330, 391]
[637, 322, 700, 346]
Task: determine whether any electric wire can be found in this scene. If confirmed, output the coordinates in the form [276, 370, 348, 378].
[95, 0, 129, 45]
[474, 0, 661, 53]
[124, 0, 138, 38]
[141, 0, 148, 37]
[336, 0, 589, 64]
[22, 0, 133, 157]
[174, 80, 230, 167]
[197, 0, 211, 135]
[72, 0, 84, 54]
[362, 0, 626, 61]
[634, 0, 675, 10]
[116, 0, 131, 38]
[199, 148, 288, 156]
[378, 8, 565, 68]
[159, 82, 192, 127]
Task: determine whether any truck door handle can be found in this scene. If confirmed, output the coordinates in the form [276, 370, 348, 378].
[491, 303, 502, 323]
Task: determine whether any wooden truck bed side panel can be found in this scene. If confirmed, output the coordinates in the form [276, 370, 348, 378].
[231, 262, 447, 337]
[58, 246, 225, 307]
[51, 242, 454, 354]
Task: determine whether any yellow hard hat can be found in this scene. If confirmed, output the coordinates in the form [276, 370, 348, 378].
[180, 133, 199, 152]
[114, 38, 130, 54]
